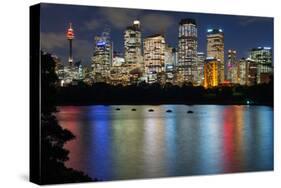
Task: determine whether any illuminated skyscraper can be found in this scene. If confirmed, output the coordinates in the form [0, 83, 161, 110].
[172, 48, 178, 66]
[124, 20, 142, 66]
[207, 29, 224, 84]
[91, 28, 113, 82]
[177, 18, 198, 84]
[247, 59, 258, 86]
[227, 49, 238, 83]
[66, 23, 74, 66]
[164, 45, 173, 68]
[164, 45, 175, 84]
[238, 58, 257, 86]
[238, 58, 246, 85]
[196, 52, 205, 86]
[109, 52, 127, 86]
[250, 47, 273, 84]
[143, 34, 165, 83]
[204, 57, 218, 88]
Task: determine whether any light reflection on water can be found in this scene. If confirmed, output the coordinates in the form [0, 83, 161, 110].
[56, 105, 273, 181]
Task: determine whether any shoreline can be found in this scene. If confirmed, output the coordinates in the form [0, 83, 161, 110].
[55, 83, 273, 107]
[56, 102, 273, 107]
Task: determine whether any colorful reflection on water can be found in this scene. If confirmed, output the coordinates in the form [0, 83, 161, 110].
[56, 105, 273, 181]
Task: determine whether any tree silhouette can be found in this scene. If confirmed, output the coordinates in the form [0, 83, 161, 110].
[40, 52, 93, 184]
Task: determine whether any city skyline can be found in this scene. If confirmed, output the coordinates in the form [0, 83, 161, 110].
[30, 3, 274, 185]
[40, 3, 273, 66]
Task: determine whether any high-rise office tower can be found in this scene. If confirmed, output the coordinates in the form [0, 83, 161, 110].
[143, 34, 166, 83]
[164, 45, 173, 68]
[238, 58, 247, 85]
[238, 58, 257, 86]
[124, 20, 142, 66]
[172, 48, 178, 66]
[66, 23, 74, 66]
[164, 45, 175, 84]
[196, 52, 205, 86]
[207, 29, 224, 84]
[250, 47, 273, 84]
[247, 59, 258, 86]
[204, 57, 219, 88]
[177, 18, 198, 84]
[227, 49, 238, 83]
[91, 28, 113, 82]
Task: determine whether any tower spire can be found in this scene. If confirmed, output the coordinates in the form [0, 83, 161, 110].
[66, 22, 74, 65]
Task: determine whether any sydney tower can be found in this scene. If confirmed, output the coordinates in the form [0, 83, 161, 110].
[66, 23, 74, 66]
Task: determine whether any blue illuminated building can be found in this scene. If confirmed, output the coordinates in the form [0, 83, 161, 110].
[92, 28, 113, 82]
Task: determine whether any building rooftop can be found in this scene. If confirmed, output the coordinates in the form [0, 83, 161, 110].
[144, 33, 164, 39]
[207, 28, 223, 34]
[251, 47, 272, 51]
[125, 25, 140, 31]
[179, 18, 196, 25]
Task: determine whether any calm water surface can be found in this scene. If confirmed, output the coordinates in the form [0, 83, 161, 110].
[57, 105, 273, 181]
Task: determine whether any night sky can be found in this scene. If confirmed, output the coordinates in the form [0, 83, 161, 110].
[40, 3, 273, 66]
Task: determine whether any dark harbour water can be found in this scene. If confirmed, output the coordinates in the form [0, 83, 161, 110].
[56, 105, 273, 181]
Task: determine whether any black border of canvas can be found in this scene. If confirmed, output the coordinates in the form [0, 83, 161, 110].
[30, 3, 42, 185]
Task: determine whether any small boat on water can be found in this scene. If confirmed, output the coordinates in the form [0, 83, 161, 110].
[131, 108, 136, 111]
[148, 109, 154, 112]
[166, 109, 172, 113]
[115, 108, 121, 111]
[187, 110, 194, 114]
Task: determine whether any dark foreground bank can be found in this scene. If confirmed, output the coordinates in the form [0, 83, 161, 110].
[56, 82, 273, 106]
[38, 52, 95, 184]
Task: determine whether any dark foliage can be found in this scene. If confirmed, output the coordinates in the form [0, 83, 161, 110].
[41, 52, 93, 184]
[56, 80, 273, 106]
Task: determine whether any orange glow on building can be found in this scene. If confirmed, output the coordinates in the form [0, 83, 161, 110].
[204, 58, 218, 88]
